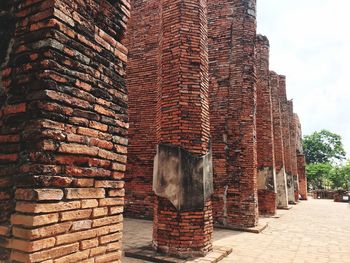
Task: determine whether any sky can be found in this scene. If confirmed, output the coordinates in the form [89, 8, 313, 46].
[256, 0, 350, 159]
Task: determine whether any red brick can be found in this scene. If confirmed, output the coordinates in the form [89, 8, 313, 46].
[65, 188, 105, 199]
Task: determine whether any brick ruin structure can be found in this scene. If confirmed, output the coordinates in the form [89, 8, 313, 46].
[208, 0, 258, 229]
[270, 72, 289, 209]
[295, 114, 308, 200]
[278, 77, 296, 204]
[124, 0, 159, 219]
[255, 35, 277, 216]
[288, 100, 300, 202]
[0, 0, 130, 261]
[0, 0, 308, 261]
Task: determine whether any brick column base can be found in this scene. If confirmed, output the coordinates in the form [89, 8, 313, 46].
[153, 197, 213, 258]
[258, 190, 276, 216]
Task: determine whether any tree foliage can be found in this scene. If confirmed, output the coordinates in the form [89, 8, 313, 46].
[306, 162, 333, 190]
[329, 161, 350, 190]
[303, 130, 348, 190]
[303, 129, 346, 164]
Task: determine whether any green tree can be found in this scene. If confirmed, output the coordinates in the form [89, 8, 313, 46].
[306, 162, 333, 190]
[303, 130, 346, 164]
[329, 161, 350, 190]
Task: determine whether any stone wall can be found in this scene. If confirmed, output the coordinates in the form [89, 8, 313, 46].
[0, 0, 130, 261]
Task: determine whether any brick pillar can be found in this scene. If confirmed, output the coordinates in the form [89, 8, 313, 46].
[208, 0, 258, 228]
[278, 76, 295, 204]
[0, 1, 16, 259]
[288, 100, 299, 202]
[124, 0, 160, 219]
[255, 35, 276, 216]
[297, 154, 308, 200]
[295, 114, 308, 200]
[152, 0, 213, 257]
[270, 72, 289, 209]
[0, 0, 130, 262]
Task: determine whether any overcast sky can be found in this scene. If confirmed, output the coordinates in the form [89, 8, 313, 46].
[257, 0, 350, 159]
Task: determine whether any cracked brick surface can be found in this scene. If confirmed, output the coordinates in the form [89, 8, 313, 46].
[0, 0, 130, 261]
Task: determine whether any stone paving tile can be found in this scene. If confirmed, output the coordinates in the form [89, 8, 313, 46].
[122, 199, 350, 263]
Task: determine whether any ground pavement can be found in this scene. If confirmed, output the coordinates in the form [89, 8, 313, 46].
[122, 198, 350, 263]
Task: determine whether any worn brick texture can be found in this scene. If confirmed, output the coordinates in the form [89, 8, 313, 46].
[270, 72, 289, 208]
[0, 0, 130, 262]
[297, 154, 308, 200]
[255, 35, 276, 216]
[295, 114, 303, 155]
[124, 0, 160, 219]
[0, 1, 16, 260]
[152, 0, 213, 256]
[295, 114, 307, 200]
[278, 76, 295, 204]
[288, 100, 299, 202]
[154, 197, 213, 257]
[257, 189, 276, 216]
[208, 0, 258, 228]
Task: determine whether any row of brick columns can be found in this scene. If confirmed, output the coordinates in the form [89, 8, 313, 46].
[0, 0, 309, 261]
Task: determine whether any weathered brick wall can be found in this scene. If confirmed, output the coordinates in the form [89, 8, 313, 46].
[278, 76, 295, 204]
[255, 35, 276, 216]
[297, 154, 308, 200]
[153, 0, 213, 257]
[270, 72, 289, 208]
[154, 198, 213, 257]
[0, 0, 130, 261]
[257, 190, 276, 216]
[295, 114, 303, 154]
[295, 114, 307, 200]
[208, 0, 258, 228]
[0, 1, 16, 259]
[288, 100, 299, 202]
[207, 0, 233, 227]
[124, 0, 159, 219]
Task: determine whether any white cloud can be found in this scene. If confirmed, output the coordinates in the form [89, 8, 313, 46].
[257, 0, 350, 158]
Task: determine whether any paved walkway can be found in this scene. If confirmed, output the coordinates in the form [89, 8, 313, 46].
[122, 199, 350, 263]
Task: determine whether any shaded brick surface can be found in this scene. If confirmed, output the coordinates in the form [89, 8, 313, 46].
[208, 0, 258, 228]
[279, 76, 295, 204]
[0, 0, 130, 261]
[295, 114, 307, 200]
[255, 35, 276, 216]
[297, 154, 308, 200]
[288, 100, 299, 202]
[0, 0, 309, 260]
[257, 189, 276, 216]
[124, 0, 160, 219]
[153, 197, 213, 258]
[152, 0, 213, 256]
[270, 72, 289, 208]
